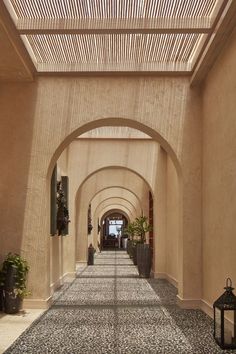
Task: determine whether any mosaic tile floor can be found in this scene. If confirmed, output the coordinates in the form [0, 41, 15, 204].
[4, 251, 236, 354]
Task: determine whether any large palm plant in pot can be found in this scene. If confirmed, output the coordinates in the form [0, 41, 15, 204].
[133, 216, 153, 278]
[0, 253, 30, 314]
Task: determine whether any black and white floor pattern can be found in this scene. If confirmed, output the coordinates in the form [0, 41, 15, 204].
[4, 251, 235, 354]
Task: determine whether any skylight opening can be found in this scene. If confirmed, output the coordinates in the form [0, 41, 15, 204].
[4, 0, 227, 73]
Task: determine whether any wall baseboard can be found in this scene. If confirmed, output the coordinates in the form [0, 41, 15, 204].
[200, 299, 234, 333]
[62, 271, 76, 282]
[24, 271, 76, 310]
[166, 274, 178, 288]
[200, 299, 213, 318]
[153, 272, 166, 279]
[176, 295, 201, 309]
[23, 296, 52, 310]
[50, 277, 63, 294]
[50, 272, 76, 294]
[76, 261, 87, 265]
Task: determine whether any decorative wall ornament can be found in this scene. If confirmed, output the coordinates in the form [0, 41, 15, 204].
[57, 181, 70, 236]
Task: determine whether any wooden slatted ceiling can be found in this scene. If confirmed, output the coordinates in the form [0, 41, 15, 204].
[21, 33, 205, 72]
[6, 0, 219, 20]
[3, 0, 227, 73]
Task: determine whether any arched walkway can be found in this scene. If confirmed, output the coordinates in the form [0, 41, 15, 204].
[22, 110, 201, 309]
[92, 189, 142, 216]
[75, 167, 151, 264]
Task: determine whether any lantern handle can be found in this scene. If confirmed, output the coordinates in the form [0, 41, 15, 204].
[226, 277, 232, 288]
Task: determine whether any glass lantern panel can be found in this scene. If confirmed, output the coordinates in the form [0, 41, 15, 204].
[224, 311, 234, 346]
[215, 308, 221, 341]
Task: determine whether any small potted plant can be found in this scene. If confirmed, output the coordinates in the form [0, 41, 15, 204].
[0, 253, 30, 314]
[133, 216, 153, 278]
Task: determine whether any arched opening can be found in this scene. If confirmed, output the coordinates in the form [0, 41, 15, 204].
[100, 210, 128, 251]
[45, 118, 183, 306]
[47, 118, 181, 180]
[91, 187, 143, 217]
[74, 166, 152, 265]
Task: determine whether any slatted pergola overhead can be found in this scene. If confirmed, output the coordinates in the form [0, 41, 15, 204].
[3, 0, 230, 73]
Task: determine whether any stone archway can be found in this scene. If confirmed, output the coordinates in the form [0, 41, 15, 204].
[75, 167, 150, 264]
[99, 209, 129, 251]
[18, 78, 201, 308]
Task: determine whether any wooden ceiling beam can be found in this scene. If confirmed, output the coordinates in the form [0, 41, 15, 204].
[36, 71, 191, 77]
[18, 28, 210, 35]
[191, 0, 236, 86]
[0, 2, 35, 81]
[35, 61, 192, 73]
[17, 18, 211, 35]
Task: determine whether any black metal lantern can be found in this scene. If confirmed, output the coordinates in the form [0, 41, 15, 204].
[213, 278, 236, 349]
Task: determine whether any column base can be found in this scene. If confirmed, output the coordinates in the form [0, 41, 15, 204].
[176, 295, 201, 309]
[154, 272, 178, 288]
[200, 299, 213, 318]
[62, 271, 76, 282]
[23, 296, 52, 310]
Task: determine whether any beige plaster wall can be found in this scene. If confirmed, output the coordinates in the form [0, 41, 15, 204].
[67, 139, 158, 193]
[0, 76, 202, 302]
[0, 82, 53, 300]
[57, 148, 68, 177]
[50, 236, 62, 293]
[202, 29, 236, 308]
[0, 83, 36, 263]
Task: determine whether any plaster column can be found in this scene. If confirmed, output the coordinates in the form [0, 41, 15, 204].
[177, 89, 202, 307]
[153, 146, 167, 278]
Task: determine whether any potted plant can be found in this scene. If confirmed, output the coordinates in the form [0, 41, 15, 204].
[133, 216, 153, 278]
[124, 223, 134, 257]
[124, 222, 139, 262]
[0, 253, 30, 314]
